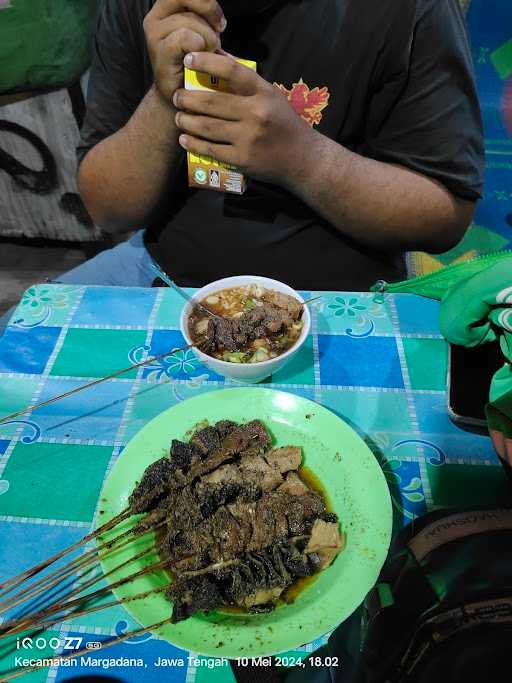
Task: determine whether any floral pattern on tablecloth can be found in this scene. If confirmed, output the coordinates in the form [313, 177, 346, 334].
[0, 284, 507, 683]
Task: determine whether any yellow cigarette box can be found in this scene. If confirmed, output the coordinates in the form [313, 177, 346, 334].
[184, 58, 257, 195]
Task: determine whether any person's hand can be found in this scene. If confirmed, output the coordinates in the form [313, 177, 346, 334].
[490, 429, 512, 466]
[173, 52, 317, 186]
[143, 0, 227, 101]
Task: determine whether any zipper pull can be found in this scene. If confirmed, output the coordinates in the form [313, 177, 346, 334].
[371, 280, 388, 303]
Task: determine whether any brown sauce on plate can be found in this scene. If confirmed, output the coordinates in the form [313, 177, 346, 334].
[222, 466, 334, 613]
[153, 465, 336, 615]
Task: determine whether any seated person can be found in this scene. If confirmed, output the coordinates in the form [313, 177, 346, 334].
[72, 0, 484, 291]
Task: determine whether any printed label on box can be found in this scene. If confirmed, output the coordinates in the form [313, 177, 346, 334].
[184, 58, 257, 195]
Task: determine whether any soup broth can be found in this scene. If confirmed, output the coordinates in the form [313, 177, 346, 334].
[188, 285, 304, 364]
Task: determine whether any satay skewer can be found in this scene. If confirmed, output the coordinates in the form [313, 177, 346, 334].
[0, 614, 175, 682]
[0, 297, 321, 426]
[3, 584, 171, 639]
[0, 344, 198, 426]
[0, 508, 131, 597]
[0, 518, 165, 615]
[0, 548, 167, 638]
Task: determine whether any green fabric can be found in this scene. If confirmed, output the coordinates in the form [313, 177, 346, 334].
[439, 259, 512, 438]
[371, 249, 512, 301]
[0, 0, 99, 94]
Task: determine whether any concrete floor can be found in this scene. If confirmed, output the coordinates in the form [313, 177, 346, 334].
[0, 239, 88, 316]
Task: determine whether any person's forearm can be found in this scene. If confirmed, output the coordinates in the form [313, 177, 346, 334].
[285, 129, 474, 253]
[78, 86, 181, 233]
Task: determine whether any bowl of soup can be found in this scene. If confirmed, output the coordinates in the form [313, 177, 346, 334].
[180, 276, 311, 383]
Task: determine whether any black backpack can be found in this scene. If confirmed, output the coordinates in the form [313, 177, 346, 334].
[279, 506, 512, 683]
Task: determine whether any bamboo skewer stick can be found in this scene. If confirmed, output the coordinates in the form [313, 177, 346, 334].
[0, 344, 196, 426]
[0, 548, 101, 615]
[0, 519, 163, 615]
[0, 511, 162, 610]
[0, 544, 110, 613]
[0, 296, 321, 427]
[0, 544, 164, 638]
[0, 509, 167, 644]
[0, 615, 175, 682]
[8, 559, 99, 622]
[0, 509, 131, 597]
[1, 531, 167, 635]
[301, 295, 323, 307]
[3, 584, 171, 639]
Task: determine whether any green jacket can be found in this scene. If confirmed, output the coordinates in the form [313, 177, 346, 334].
[439, 259, 512, 439]
[372, 252, 512, 441]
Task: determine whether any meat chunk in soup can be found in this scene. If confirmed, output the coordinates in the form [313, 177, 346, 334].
[188, 285, 304, 363]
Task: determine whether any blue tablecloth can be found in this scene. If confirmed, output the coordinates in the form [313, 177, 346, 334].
[0, 284, 508, 682]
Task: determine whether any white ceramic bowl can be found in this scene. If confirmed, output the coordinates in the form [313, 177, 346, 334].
[180, 275, 311, 383]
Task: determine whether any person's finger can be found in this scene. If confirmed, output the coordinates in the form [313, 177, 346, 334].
[216, 48, 236, 58]
[506, 437, 512, 467]
[183, 52, 260, 96]
[173, 89, 243, 120]
[154, 13, 221, 53]
[152, 0, 226, 33]
[175, 112, 238, 143]
[178, 134, 236, 166]
[163, 29, 209, 69]
[490, 429, 506, 459]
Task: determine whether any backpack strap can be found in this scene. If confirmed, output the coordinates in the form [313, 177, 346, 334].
[362, 508, 512, 680]
[408, 508, 512, 562]
[394, 595, 512, 682]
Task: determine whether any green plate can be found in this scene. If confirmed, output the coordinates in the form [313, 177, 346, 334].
[97, 387, 392, 658]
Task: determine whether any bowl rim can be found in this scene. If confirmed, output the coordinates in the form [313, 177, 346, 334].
[179, 275, 311, 369]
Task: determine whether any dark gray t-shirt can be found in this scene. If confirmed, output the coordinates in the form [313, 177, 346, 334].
[78, 0, 484, 290]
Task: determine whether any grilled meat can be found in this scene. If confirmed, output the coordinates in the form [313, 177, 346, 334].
[128, 457, 173, 515]
[128, 419, 271, 512]
[306, 519, 345, 569]
[202, 303, 299, 355]
[128, 419, 343, 622]
[168, 537, 320, 622]
[162, 488, 324, 575]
